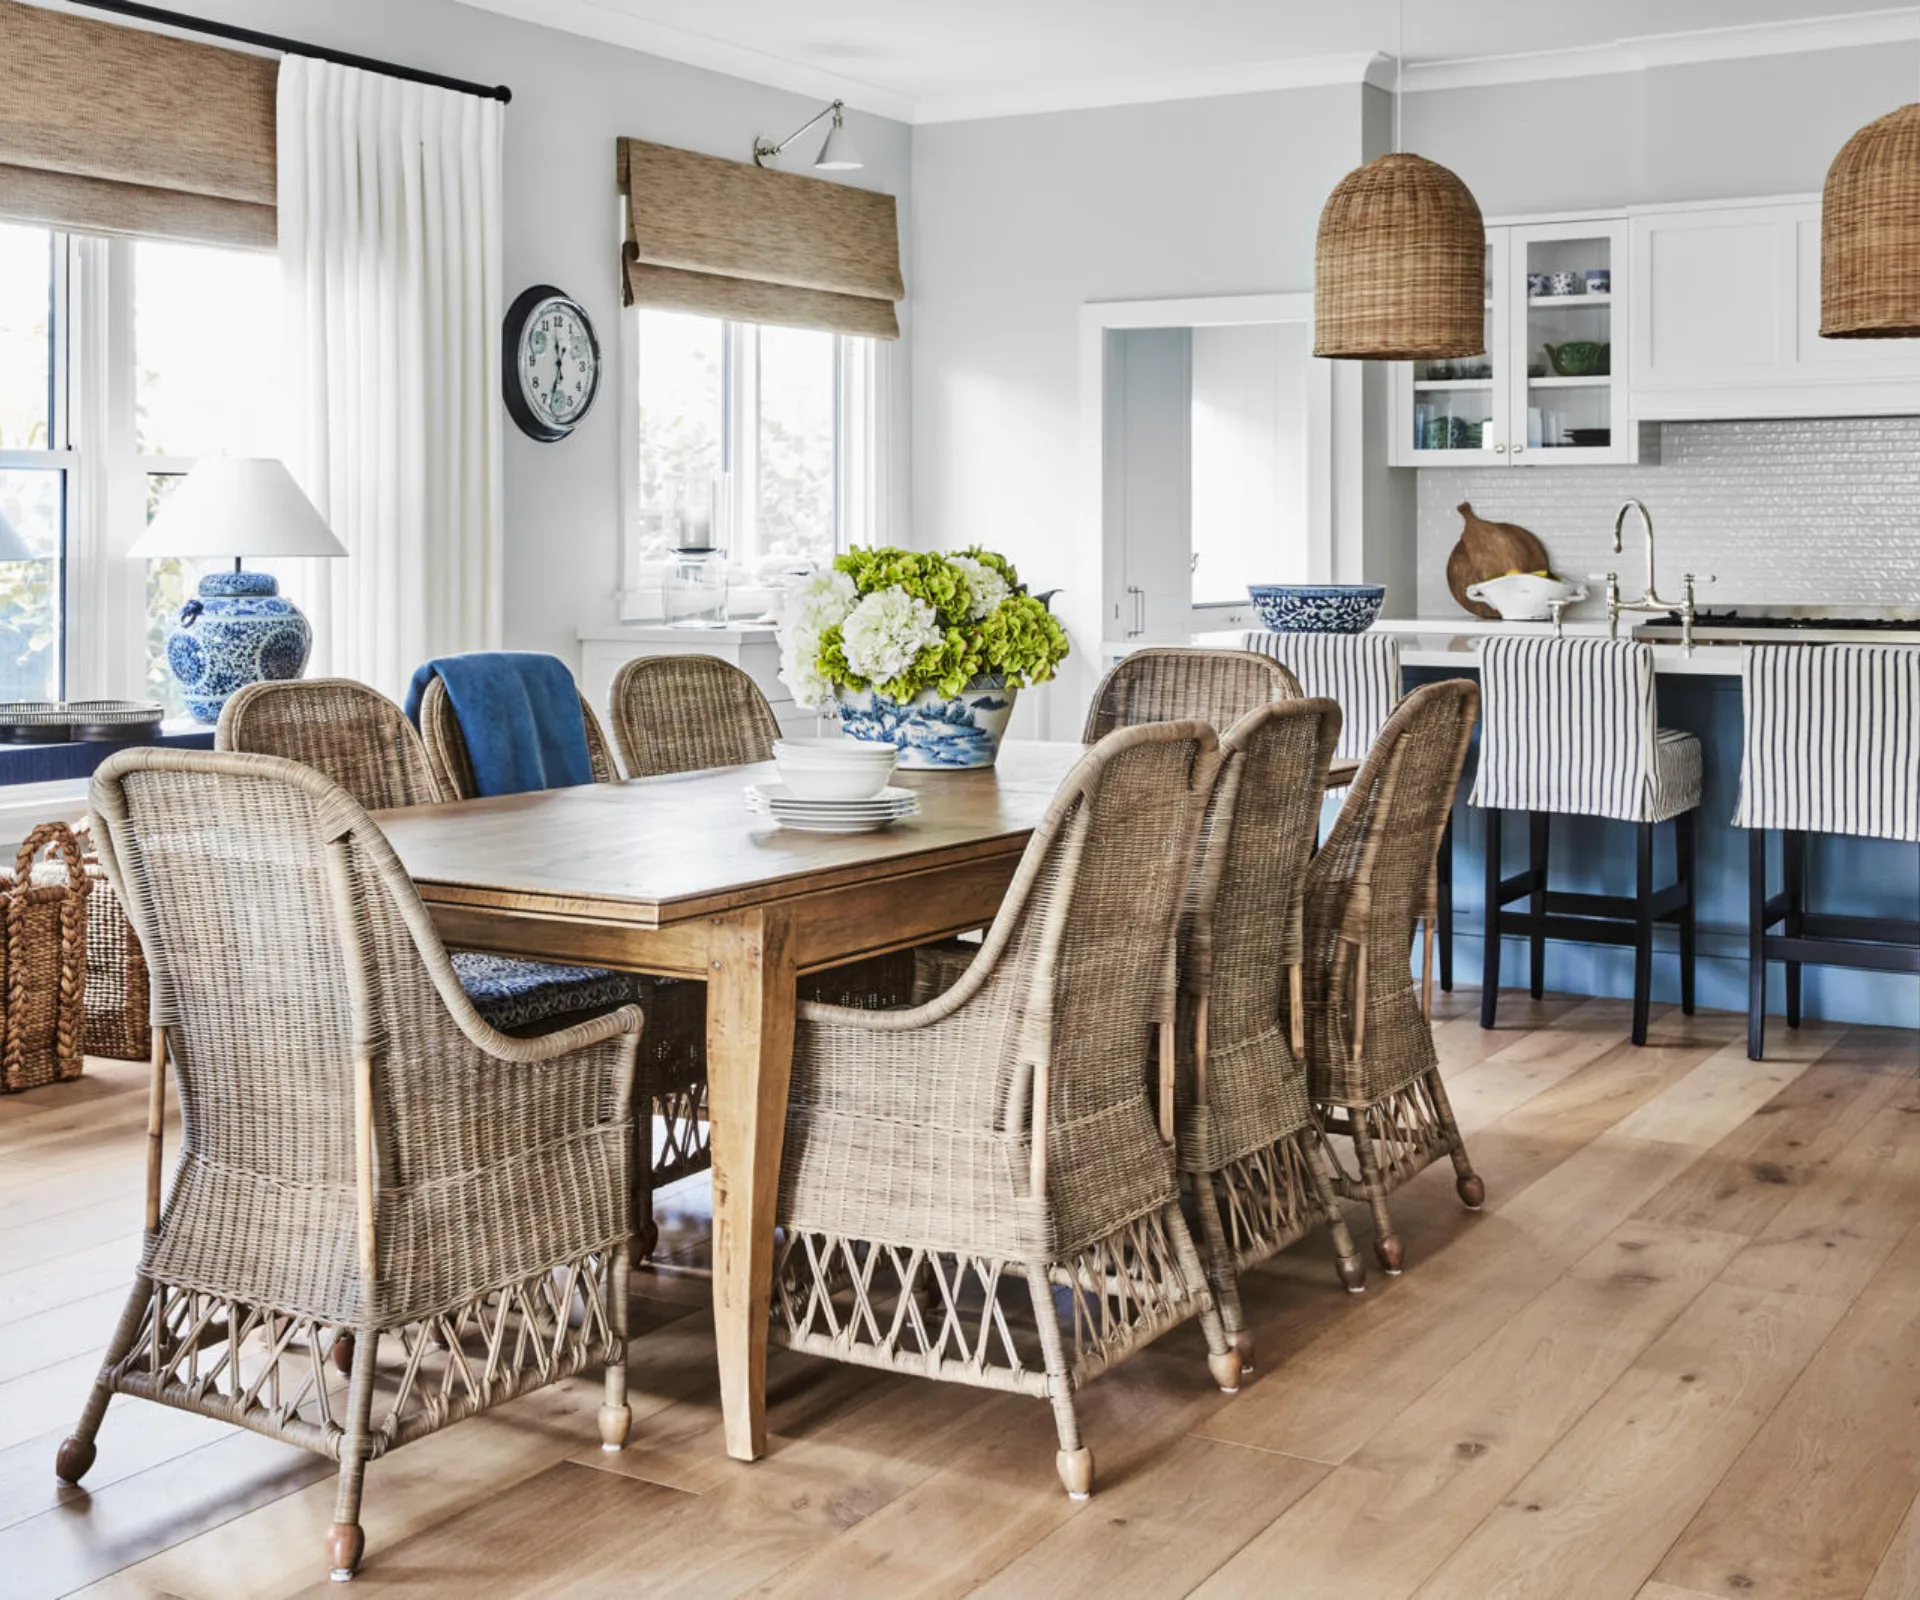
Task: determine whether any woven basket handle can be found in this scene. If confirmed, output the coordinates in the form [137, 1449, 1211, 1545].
[16, 821, 90, 893]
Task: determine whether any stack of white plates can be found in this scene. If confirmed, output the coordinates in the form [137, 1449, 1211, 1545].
[744, 782, 920, 833]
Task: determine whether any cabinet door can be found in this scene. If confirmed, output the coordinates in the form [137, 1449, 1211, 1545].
[1104, 327, 1193, 642]
[1509, 218, 1635, 465]
[1792, 209, 1920, 384]
[1392, 233, 1508, 466]
[1630, 203, 1798, 414]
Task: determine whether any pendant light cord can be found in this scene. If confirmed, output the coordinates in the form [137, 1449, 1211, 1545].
[1394, 0, 1404, 155]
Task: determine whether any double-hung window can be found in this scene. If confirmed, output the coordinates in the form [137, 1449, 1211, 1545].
[0, 222, 279, 710]
[623, 307, 884, 618]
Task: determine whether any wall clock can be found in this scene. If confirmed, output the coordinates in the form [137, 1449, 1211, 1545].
[503, 285, 601, 441]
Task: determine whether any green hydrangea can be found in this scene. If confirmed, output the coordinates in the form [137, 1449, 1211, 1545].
[778, 545, 1069, 707]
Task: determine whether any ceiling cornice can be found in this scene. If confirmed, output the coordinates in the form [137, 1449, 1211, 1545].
[444, 2, 1920, 124]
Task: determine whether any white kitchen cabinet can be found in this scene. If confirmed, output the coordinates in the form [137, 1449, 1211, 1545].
[576, 623, 820, 755]
[1392, 216, 1637, 468]
[1630, 195, 1920, 419]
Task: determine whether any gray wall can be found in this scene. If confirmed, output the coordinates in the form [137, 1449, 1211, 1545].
[1405, 43, 1920, 217]
[145, 0, 913, 667]
[909, 84, 1369, 720]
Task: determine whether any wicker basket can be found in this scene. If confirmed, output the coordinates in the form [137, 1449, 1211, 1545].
[0, 823, 91, 1092]
[75, 827, 149, 1061]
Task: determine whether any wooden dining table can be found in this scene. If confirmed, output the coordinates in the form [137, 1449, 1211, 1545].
[375, 739, 1359, 1463]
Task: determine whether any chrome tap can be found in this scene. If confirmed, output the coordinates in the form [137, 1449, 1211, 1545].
[1594, 500, 1713, 653]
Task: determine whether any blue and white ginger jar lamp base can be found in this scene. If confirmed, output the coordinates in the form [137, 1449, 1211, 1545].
[166, 570, 313, 724]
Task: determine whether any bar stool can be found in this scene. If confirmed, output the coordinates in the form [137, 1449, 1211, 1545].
[1736, 644, 1920, 1060]
[1243, 629, 1457, 990]
[1471, 636, 1701, 1045]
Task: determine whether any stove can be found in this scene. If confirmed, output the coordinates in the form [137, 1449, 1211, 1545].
[1636, 606, 1920, 644]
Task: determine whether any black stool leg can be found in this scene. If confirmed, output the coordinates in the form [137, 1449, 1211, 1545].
[1528, 812, 1550, 1000]
[1748, 827, 1769, 1062]
[1632, 820, 1655, 1047]
[1481, 808, 1502, 1030]
[1785, 829, 1805, 1030]
[1677, 809, 1697, 1017]
[1437, 812, 1454, 993]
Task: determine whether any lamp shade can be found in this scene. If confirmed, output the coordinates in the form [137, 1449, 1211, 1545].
[814, 113, 861, 171]
[1313, 152, 1486, 360]
[126, 457, 346, 561]
[1821, 102, 1920, 338]
[0, 505, 34, 562]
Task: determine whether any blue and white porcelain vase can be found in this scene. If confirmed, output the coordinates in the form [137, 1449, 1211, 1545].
[832, 678, 1017, 770]
[166, 570, 313, 724]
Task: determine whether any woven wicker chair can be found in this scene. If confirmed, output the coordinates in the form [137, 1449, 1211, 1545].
[1180, 699, 1367, 1364]
[1083, 647, 1300, 742]
[62, 749, 642, 1583]
[609, 654, 780, 777]
[417, 670, 623, 797]
[220, 677, 705, 1257]
[1302, 679, 1482, 1275]
[773, 721, 1239, 1500]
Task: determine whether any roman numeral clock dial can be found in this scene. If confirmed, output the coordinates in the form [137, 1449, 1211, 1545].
[503, 285, 602, 442]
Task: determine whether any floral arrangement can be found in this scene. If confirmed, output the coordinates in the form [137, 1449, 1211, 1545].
[778, 546, 1069, 710]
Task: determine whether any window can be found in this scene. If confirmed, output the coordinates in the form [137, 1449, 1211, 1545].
[626, 307, 883, 617]
[0, 226, 280, 708]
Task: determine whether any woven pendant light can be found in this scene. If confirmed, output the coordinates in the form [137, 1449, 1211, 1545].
[1821, 102, 1920, 338]
[1314, 152, 1486, 359]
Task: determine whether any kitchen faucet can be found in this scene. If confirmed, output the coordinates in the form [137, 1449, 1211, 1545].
[1592, 499, 1712, 653]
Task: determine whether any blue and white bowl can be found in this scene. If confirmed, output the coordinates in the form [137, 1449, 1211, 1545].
[1247, 584, 1386, 634]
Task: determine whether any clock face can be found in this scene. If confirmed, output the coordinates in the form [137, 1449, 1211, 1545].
[504, 287, 601, 441]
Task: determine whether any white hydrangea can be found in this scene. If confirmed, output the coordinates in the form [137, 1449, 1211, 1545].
[840, 585, 942, 690]
[951, 555, 1012, 622]
[776, 569, 857, 709]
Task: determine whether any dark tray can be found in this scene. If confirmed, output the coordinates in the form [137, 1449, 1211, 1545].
[0, 700, 167, 745]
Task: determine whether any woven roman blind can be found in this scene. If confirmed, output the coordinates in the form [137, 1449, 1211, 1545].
[0, 0, 277, 248]
[618, 137, 903, 340]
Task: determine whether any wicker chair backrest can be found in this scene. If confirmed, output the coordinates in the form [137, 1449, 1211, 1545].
[1083, 647, 1301, 743]
[217, 678, 440, 809]
[610, 654, 781, 778]
[1187, 698, 1343, 1043]
[418, 671, 621, 800]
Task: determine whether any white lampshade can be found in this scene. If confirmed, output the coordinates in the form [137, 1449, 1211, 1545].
[0, 506, 34, 563]
[814, 112, 862, 172]
[126, 457, 346, 561]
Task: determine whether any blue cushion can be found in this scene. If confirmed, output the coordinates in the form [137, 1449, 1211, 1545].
[452, 952, 635, 1032]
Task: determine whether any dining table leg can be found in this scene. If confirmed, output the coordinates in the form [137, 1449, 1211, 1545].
[703, 906, 798, 1462]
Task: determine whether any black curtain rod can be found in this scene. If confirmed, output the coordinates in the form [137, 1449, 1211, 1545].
[67, 0, 513, 102]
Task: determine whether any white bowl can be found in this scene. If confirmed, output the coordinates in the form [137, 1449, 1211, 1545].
[772, 737, 898, 801]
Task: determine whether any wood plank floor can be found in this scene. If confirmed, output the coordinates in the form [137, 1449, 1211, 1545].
[6, 992, 1919, 1598]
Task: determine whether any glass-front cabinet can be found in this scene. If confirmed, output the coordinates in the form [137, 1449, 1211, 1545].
[1392, 216, 1636, 467]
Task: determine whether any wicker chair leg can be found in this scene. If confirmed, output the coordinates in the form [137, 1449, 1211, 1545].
[330, 1331, 356, 1376]
[1025, 1263, 1093, 1499]
[1347, 1115, 1403, 1275]
[58, 1275, 156, 1484]
[326, 1329, 381, 1583]
[1165, 1202, 1241, 1394]
[1297, 1130, 1367, 1294]
[599, 1244, 633, 1452]
[1426, 1069, 1484, 1210]
[1189, 1171, 1251, 1369]
[632, 1112, 659, 1262]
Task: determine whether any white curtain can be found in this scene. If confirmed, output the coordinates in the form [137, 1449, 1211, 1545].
[277, 57, 504, 699]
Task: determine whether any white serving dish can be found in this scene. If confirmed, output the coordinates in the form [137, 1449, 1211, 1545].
[1463, 572, 1589, 621]
[771, 736, 899, 801]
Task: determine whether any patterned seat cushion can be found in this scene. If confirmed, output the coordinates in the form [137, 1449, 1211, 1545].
[452, 952, 636, 1032]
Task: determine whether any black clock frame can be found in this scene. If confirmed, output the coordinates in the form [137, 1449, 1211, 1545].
[502, 283, 601, 442]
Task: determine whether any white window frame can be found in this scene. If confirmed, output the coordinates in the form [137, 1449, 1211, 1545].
[618, 309, 889, 623]
[18, 233, 263, 704]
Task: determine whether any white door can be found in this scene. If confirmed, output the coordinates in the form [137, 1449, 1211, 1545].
[1104, 327, 1193, 643]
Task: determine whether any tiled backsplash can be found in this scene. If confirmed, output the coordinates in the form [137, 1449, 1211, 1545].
[1415, 418, 1920, 618]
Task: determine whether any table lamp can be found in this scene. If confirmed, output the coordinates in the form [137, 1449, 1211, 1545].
[126, 458, 347, 723]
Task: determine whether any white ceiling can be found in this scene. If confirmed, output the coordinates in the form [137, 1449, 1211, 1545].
[452, 0, 1920, 121]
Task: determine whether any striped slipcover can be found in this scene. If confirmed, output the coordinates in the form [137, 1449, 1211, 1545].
[1470, 635, 1701, 825]
[1734, 644, 1920, 844]
[1241, 631, 1402, 763]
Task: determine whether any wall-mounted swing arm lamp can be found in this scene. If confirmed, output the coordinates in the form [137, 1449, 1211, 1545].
[752, 99, 862, 171]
